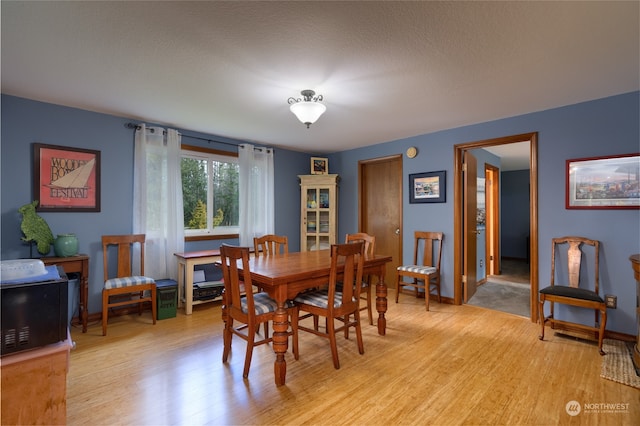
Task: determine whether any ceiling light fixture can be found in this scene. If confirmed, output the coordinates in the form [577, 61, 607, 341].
[288, 90, 326, 128]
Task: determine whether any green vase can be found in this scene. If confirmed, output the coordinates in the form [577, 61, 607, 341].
[54, 234, 78, 257]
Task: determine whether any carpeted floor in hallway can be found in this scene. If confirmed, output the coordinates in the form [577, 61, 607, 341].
[468, 258, 530, 317]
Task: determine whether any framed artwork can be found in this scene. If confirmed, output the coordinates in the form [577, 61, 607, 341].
[33, 143, 101, 212]
[311, 157, 328, 175]
[409, 170, 446, 203]
[566, 153, 639, 209]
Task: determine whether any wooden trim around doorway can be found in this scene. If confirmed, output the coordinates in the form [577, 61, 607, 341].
[453, 132, 539, 322]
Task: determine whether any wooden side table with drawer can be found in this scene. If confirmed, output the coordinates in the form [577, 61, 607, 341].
[42, 254, 90, 333]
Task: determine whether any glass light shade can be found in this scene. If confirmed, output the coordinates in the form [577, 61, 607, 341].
[290, 101, 326, 126]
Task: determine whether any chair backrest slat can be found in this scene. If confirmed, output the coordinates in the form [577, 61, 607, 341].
[551, 236, 599, 293]
[413, 231, 443, 269]
[220, 244, 256, 318]
[254, 234, 289, 257]
[327, 242, 364, 314]
[102, 234, 146, 280]
[345, 232, 375, 257]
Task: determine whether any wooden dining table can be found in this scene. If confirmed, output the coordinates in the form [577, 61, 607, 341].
[226, 249, 392, 386]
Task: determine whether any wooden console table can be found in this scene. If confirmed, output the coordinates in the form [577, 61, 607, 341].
[629, 254, 640, 371]
[42, 254, 90, 333]
[175, 249, 222, 315]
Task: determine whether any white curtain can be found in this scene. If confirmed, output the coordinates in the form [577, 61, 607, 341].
[238, 144, 275, 246]
[133, 124, 184, 279]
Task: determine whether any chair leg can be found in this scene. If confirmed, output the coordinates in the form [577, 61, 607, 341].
[222, 318, 233, 363]
[151, 288, 157, 325]
[395, 274, 401, 303]
[366, 285, 373, 326]
[354, 311, 364, 355]
[598, 307, 607, 356]
[425, 282, 430, 311]
[344, 314, 350, 339]
[327, 318, 340, 369]
[102, 290, 109, 336]
[538, 298, 545, 341]
[243, 324, 256, 378]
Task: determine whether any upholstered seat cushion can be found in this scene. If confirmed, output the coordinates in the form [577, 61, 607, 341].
[294, 289, 356, 309]
[539, 285, 604, 302]
[104, 275, 155, 289]
[397, 265, 437, 274]
[241, 292, 294, 315]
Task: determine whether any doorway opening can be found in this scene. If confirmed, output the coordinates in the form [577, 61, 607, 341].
[453, 132, 539, 322]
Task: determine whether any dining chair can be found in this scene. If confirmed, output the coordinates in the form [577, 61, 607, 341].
[395, 231, 443, 311]
[220, 244, 299, 378]
[345, 232, 376, 326]
[253, 234, 289, 257]
[539, 236, 607, 355]
[101, 234, 156, 336]
[292, 241, 365, 369]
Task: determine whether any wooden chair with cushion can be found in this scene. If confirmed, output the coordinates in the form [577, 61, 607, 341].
[395, 231, 443, 311]
[292, 241, 365, 369]
[220, 244, 298, 378]
[344, 232, 376, 326]
[253, 234, 288, 257]
[539, 236, 607, 355]
[101, 234, 156, 336]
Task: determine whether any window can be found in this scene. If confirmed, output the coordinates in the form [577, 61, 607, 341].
[181, 145, 239, 238]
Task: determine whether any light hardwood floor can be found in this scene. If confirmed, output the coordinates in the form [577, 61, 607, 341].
[67, 290, 639, 425]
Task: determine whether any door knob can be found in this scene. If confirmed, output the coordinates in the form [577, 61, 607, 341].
[395, 228, 400, 235]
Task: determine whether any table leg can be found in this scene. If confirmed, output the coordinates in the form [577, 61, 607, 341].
[177, 261, 185, 309]
[375, 273, 388, 335]
[80, 274, 88, 333]
[185, 261, 194, 315]
[272, 303, 289, 386]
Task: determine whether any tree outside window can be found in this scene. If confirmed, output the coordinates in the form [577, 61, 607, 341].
[181, 148, 239, 237]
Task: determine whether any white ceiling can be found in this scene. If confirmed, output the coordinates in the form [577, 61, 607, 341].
[1, 1, 638, 158]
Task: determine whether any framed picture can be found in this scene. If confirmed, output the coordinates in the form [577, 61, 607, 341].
[566, 153, 639, 209]
[33, 143, 101, 212]
[409, 171, 446, 203]
[311, 157, 328, 175]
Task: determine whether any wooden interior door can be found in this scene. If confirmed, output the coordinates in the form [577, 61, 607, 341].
[359, 155, 402, 288]
[463, 151, 478, 302]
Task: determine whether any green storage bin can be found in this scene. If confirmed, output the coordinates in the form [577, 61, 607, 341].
[155, 279, 177, 320]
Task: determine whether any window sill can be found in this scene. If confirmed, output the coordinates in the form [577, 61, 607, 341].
[185, 234, 239, 242]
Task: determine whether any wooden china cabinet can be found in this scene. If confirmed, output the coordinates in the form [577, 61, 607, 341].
[299, 174, 338, 251]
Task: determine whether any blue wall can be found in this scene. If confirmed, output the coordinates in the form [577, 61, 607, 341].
[1, 94, 309, 313]
[502, 169, 530, 259]
[2, 92, 639, 335]
[333, 92, 639, 336]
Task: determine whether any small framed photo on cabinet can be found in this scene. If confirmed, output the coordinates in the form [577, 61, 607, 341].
[311, 157, 328, 175]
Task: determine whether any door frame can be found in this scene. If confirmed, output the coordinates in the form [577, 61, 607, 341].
[485, 163, 500, 276]
[453, 132, 539, 322]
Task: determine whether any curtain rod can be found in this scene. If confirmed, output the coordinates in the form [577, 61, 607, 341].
[124, 122, 270, 151]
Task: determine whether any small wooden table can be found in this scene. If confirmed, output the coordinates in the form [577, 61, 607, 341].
[232, 249, 392, 386]
[41, 254, 90, 333]
[174, 249, 222, 315]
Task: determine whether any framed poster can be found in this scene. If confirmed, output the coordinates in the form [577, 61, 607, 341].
[311, 157, 328, 175]
[409, 170, 446, 203]
[33, 143, 101, 212]
[566, 153, 639, 209]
